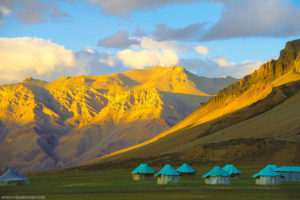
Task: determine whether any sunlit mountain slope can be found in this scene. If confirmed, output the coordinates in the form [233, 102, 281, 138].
[90, 39, 300, 166]
[0, 66, 236, 173]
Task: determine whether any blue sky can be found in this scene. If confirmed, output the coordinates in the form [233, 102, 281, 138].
[0, 0, 300, 84]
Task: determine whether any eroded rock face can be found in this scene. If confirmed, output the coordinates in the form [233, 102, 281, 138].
[0, 66, 237, 173]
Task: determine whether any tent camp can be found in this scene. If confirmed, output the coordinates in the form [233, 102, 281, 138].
[275, 166, 300, 182]
[253, 167, 282, 185]
[222, 164, 242, 179]
[0, 168, 29, 186]
[176, 163, 196, 177]
[156, 164, 180, 184]
[131, 163, 155, 181]
[203, 166, 230, 184]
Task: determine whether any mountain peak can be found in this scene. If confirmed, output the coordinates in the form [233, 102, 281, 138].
[171, 65, 185, 71]
[22, 76, 34, 82]
[22, 76, 47, 86]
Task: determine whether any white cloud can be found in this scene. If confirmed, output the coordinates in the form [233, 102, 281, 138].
[99, 54, 115, 66]
[83, 47, 96, 53]
[0, 6, 11, 15]
[194, 45, 209, 55]
[0, 37, 76, 83]
[0, 5, 11, 24]
[75, 50, 131, 75]
[0, 37, 266, 84]
[140, 38, 179, 50]
[116, 38, 179, 69]
[98, 38, 211, 69]
[211, 56, 264, 76]
[212, 56, 235, 67]
[211, 56, 264, 77]
[117, 49, 178, 69]
[236, 60, 265, 77]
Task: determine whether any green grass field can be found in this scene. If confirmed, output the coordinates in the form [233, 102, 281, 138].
[1, 166, 300, 200]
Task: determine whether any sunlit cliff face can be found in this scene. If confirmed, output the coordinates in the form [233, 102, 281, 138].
[0, 66, 237, 173]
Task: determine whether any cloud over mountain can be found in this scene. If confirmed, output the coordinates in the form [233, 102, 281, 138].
[0, 37, 75, 83]
[0, 36, 265, 85]
[117, 38, 179, 69]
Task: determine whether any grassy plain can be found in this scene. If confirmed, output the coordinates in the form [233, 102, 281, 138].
[1, 166, 300, 200]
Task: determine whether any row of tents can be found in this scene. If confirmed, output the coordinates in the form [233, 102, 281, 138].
[1, 164, 299, 186]
[131, 163, 242, 184]
[253, 165, 300, 185]
[131, 163, 300, 185]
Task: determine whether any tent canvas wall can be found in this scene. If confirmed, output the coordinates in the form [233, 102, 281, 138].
[0, 168, 29, 186]
[254, 176, 282, 185]
[132, 173, 154, 181]
[156, 165, 180, 184]
[131, 163, 155, 181]
[203, 166, 230, 185]
[275, 167, 300, 182]
[253, 166, 282, 185]
[157, 175, 180, 184]
[222, 164, 242, 179]
[176, 163, 196, 177]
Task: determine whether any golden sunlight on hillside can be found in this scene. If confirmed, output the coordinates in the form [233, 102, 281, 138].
[95, 39, 300, 162]
[0, 66, 236, 173]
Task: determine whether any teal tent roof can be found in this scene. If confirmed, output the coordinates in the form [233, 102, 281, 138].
[0, 168, 29, 182]
[266, 165, 278, 170]
[155, 164, 180, 176]
[252, 167, 281, 178]
[275, 166, 300, 172]
[203, 166, 230, 178]
[131, 163, 155, 174]
[176, 163, 196, 174]
[222, 164, 242, 175]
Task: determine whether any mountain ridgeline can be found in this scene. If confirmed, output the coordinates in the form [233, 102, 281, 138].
[0, 66, 237, 173]
[90, 39, 300, 167]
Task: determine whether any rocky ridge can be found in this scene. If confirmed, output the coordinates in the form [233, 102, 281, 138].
[0, 66, 236, 173]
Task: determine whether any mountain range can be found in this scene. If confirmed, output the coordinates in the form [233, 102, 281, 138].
[0, 65, 237, 173]
[88, 39, 300, 168]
